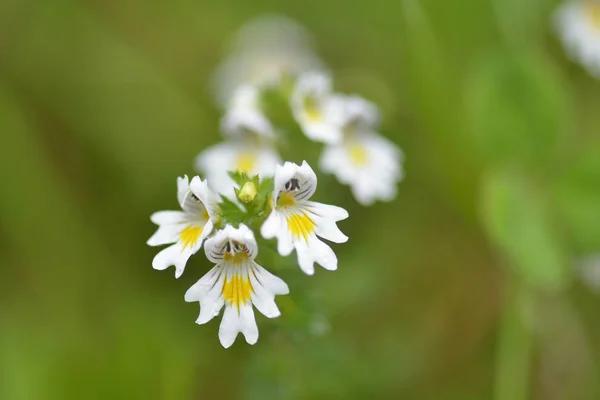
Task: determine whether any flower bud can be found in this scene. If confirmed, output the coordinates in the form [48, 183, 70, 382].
[238, 181, 258, 203]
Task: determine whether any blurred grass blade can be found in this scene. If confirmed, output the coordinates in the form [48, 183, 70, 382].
[553, 141, 600, 252]
[494, 278, 535, 400]
[466, 51, 570, 169]
[400, 0, 479, 217]
[481, 169, 570, 289]
[492, 0, 547, 48]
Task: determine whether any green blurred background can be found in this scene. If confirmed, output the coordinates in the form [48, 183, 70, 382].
[2, 0, 600, 399]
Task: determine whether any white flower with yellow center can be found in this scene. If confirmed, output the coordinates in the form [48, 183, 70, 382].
[185, 224, 289, 348]
[195, 141, 281, 198]
[291, 72, 344, 144]
[261, 161, 349, 275]
[555, 0, 600, 77]
[147, 176, 219, 278]
[213, 15, 324, 106]
[320, 95, 404, 206]
[196, 85, 281, 197]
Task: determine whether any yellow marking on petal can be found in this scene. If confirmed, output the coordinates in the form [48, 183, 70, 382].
[222, 275, 252, 310]
[304, 95, 322, 122]
[180, 225, 202, 249]
[588, 2, 600, 29]
[224, 251, 249, 264]
[234, 153, 257, 172]
[286, 212, 316, 241]
[202, 208, 210, 221]
[277, 192, 296, 208]
[348, 143, 368, 166]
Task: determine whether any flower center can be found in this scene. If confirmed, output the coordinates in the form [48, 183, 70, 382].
[180, 225, 203, 249]
[222, 275, 252, 310]
[304, 95, 322, 122]
[286, 211, 315, 240]
[588, 2, 600, 28]
[348, 144, 368, 166]
[277, 192, 296, 208]
[223, 240, 249, 264]
[234, 153, 257, 172]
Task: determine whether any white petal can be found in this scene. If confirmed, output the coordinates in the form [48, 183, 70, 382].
[189, 176, 220, 217]
[152, 240, 201, 279]
[271, 161, 318, 202]
[205, 224, 258, 263]
[147, 223, 182, 246]
[177, 175, 190, 209]
[221, 98, 275, 139]
[273, 162, 302, 200]
[314, 219, 348, 244]
[305, 201, 348, 221]
[218, 304, 258, 348]
[295, 237, 338, 275]
[261, 211, 281, 239]
[219, 306, 241, 348]
[239, 304, 259, 345]
[253, 263, 290, 295]
[149, 210, 188, 225]
[185, 266, 227, 324]
[249, 262, 289, 319]
[261, 212, 294, 256]
[301, 120, 343, 144]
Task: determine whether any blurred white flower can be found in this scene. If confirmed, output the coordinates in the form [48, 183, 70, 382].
[195, 141, 281, 198]
[320, 95, 404, 206]
[555, 0, 600, 77]
[220, 85, 275, 139]
[147, 176, 219, 278]
[261, 161, 349, 275]
[291, 72, 345, 144]
[213, 15, 324, 105]
[185, 224, 289, 348]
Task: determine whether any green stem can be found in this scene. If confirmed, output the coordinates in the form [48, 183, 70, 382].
[494, 276, 535, 400]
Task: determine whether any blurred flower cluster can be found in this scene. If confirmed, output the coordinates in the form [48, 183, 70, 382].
[146, 15, 403, 348]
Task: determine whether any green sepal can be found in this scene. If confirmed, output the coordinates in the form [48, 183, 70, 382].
[217, 195, 246, 228]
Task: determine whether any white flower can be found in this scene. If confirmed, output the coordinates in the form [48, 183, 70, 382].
[147, 176, 219, 278]
[261, 161, 349, 275]
[555, 1, 600, 77]
[185, 224, 289, 348]
[320, 95, 404, 206]
[195, 141, 281, 198]
[221, 85, 275, 139]
[291, 72, 344, 144]
[213, 15, 324, 106]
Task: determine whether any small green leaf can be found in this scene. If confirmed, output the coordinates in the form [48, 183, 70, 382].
[481, 169, 571, 290]
[217, 195, 246, 227]
[258, 177, 274, 198]
[227, 170, 249, 187]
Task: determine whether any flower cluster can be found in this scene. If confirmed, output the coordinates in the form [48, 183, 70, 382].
[147, 16, 403, 348]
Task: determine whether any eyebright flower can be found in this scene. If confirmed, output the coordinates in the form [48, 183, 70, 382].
[185, 224, 289, 348]
[212, 15, 324, 106]
[261, 161, 349, 275]
[555, 0, 600, 78]
[320, 95, 404, 206]
[291, 72, 345, 144]
[196, 85, 281, 198]
[195, 141, 281, 198]
[147, 176, 218, 278]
